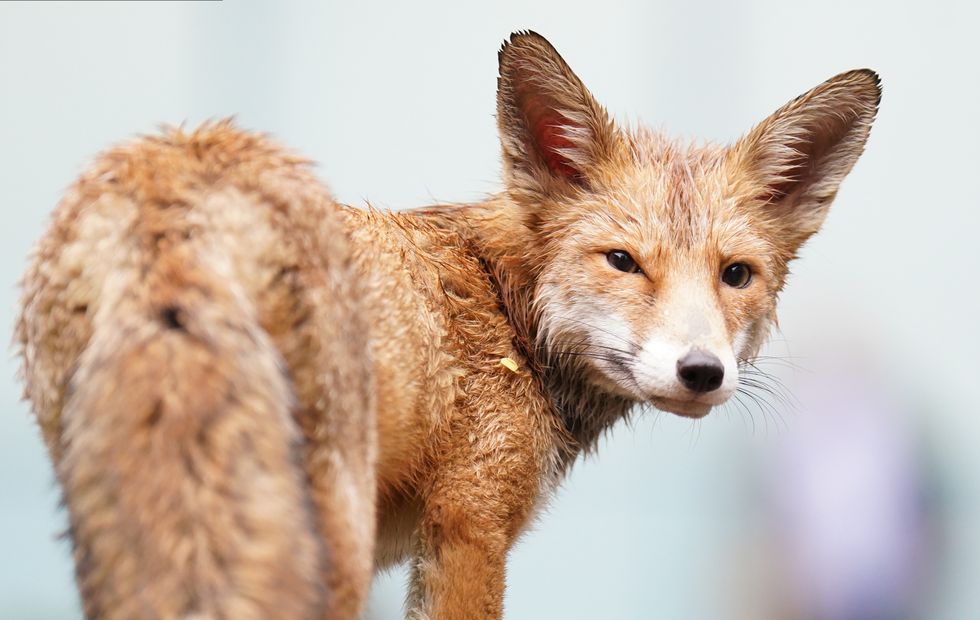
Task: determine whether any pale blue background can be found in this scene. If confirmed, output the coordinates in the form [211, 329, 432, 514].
[1, 1, 977, 618]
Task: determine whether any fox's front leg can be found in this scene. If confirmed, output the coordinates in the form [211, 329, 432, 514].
[406, 409, 547, 619]
[409, 505, 509, 619]
[409, 488, 516, 619]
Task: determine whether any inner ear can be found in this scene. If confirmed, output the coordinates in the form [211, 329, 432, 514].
[517, 89, 585, 183]
[731, 68, 880, 255]
[763, 113, 861, 203]
[739, 69, 881, 208]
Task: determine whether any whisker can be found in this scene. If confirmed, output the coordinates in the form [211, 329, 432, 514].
[736, 387, 776, 435]
[547, 351, 627, 365]
[739, 377, 797, 412]
[548, 342, 635, 357]
[739, 355, 809, 373]
[724, 391, 755, 435]
[738, 364, 801, 409]
[542, 314, 644, 351]
[737, 385, 790, 434]
[736, 392, 757, 435]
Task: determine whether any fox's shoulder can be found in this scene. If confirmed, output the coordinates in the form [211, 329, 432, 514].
[337, 202, 530, 376]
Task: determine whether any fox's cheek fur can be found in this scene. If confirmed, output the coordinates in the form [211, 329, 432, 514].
[723, 278, 778, 359]
[534, 255, 643, 400]
[536, 288, 641, 399]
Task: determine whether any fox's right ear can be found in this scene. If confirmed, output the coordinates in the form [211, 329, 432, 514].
[730, 69, 881, 253]
[496, 31, 628, 197]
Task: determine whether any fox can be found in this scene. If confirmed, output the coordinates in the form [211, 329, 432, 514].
[17, 31, 879, 620]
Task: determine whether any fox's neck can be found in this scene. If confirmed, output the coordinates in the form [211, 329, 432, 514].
[414, 197, 634, 465]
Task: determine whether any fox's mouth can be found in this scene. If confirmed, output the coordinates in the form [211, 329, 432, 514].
[648, 396, 713, 419]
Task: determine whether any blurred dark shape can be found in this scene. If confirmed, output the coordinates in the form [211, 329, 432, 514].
[762, 358, 935, 620]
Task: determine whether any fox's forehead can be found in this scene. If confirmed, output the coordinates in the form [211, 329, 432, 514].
[622, 128, 730, 211]
[576, 129, 754, 253]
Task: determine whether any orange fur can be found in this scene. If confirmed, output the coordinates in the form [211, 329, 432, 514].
[17, 31, 879, 619]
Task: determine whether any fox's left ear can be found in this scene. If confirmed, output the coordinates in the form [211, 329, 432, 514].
[496, 31, 629, 197]
[730, 69, 881, 251]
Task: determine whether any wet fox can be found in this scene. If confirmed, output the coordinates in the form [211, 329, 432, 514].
[17, 31, 879, 620]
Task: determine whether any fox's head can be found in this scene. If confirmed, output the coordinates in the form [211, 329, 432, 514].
[496, 32, 879, 419]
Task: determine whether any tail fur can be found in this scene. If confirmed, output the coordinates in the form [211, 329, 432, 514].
[58, 249, 326, 619]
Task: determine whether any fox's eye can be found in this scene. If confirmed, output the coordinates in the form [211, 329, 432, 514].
[721, 263, 752, 288]
[606, 250, 641, 274]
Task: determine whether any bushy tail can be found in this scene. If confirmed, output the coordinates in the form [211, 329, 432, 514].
[58, 253, 325, 620]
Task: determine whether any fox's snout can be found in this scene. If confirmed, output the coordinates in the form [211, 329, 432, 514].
[631, 321, 741, 418]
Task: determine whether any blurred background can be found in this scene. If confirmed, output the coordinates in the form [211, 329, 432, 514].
[1, 1, 977, 618]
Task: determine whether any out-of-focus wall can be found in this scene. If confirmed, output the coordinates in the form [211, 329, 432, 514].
[1, 2, 976, 618]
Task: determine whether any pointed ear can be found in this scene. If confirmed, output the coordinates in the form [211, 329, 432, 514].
[730, 69, 881, 250]
[497, 31, 628, 195]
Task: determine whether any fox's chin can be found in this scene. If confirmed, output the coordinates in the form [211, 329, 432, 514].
[648, 396, 713, 419]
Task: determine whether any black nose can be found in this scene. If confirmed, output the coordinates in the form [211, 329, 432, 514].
[676, 350, 725, 393]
